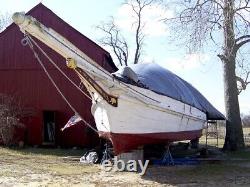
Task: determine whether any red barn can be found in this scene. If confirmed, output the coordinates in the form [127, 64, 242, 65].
[0, 3, 117, 147]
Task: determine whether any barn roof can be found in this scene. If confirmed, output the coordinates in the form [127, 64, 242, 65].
[0, 3, 118, 71]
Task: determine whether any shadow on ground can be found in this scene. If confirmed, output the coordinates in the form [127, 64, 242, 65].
[143, 164, 232, 185]
[141, 149, 250, 186]
[6, 146, 87, 157]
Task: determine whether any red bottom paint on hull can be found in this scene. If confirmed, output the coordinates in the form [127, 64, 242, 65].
[99, 130, 203, 155]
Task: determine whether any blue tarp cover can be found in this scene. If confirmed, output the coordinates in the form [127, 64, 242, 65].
[113, 63, 225, 120]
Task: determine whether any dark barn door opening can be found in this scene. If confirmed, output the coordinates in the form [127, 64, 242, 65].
[43, 111, 55, 144]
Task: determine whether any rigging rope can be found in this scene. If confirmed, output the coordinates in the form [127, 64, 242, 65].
[43, 29, 112, 78]
[23, 35, 98, 133]
[26, 35, 92, 101]
[42, 29, 160, 103]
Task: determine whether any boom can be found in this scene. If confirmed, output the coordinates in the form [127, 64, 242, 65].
[12, 12, 162, 107]
[12, 12, 112, 81]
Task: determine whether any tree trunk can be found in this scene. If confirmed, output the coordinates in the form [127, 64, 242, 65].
[222, 0, 244, 150]
[223, 59, 245, 150]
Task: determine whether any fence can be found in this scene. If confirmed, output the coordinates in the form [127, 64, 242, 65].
[200, 122, 250, 148]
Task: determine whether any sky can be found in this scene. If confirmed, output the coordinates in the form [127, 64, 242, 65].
[1, 0, 250, 115]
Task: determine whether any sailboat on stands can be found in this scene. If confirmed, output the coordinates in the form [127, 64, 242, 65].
[12, 12, 225, 155]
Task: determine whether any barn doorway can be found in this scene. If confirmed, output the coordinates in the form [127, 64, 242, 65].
[43, 111, 55, 145]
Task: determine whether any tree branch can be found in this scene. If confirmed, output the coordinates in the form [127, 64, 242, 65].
[97, 18, 129, 66]
[129, 0, 151, 64]
[236, 74, 250, 94]
[235, 35, 250, 43]
[217, 54, 228, 62]
[234, 38, 250, 52]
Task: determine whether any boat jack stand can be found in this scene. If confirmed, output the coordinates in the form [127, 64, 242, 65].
[101, 142, 113, 164]
[162, 146, 174, 166]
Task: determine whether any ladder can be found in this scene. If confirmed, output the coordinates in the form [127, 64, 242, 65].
[205, 120, 219, 148]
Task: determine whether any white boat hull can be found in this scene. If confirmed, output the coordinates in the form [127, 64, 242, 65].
[91, 84, 206, 154]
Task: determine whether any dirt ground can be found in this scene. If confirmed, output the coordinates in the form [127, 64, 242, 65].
[1, 147, 250, 187]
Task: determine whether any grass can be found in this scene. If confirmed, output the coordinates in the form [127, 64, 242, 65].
[1, 140, 250, 186]
[46, 164, 99, 175]
[226, 149, 250, 159]
[0, 146, 98, 176]
[198, 127, 250, 149]
[243, 127, 250, 134]
[7, 147, 86, 157]
[199, 136, 225, 148]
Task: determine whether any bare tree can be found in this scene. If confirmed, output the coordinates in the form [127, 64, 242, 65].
[0, 12, 12, 32]
[97, 18, 129, 66]
[236, 56, 250, 94]
[242, 114, 250, 127]
[97, 0, 155, 66]
[0, 94, 34, 146]
[130, 0, 153, 64]
[164, 0, 250, 150]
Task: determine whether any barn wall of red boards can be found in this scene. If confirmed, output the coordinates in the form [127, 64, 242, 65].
[0, 3, 118, 147]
